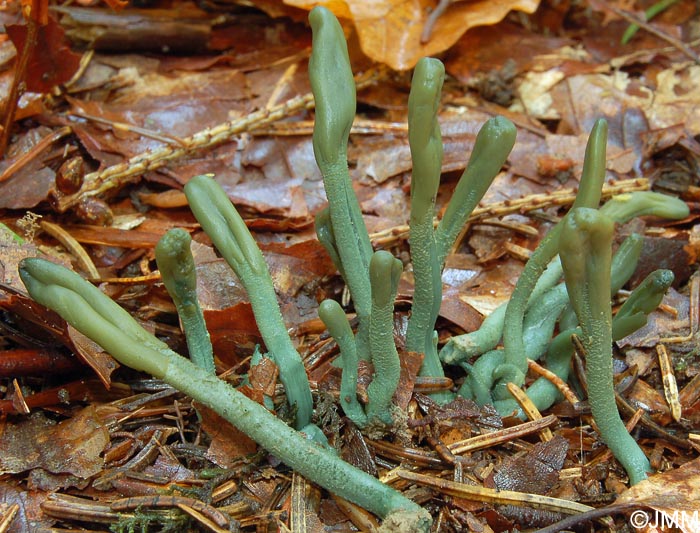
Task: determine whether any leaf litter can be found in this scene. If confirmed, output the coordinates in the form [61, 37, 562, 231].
[0, 0, 699, 531]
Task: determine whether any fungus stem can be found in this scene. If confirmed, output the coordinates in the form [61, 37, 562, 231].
[184, 175, 313, 430]
[500, 119, 608, 393]
[366, 251, 403, 424]
[318, 299, 367, 427]
[310, 6, 373, 360]
[560, 208, 651, 485]
[404, 57, 451, 401]
[155, 228, 215, 374]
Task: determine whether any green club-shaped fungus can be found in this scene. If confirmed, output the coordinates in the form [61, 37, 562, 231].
[320, 251, 404, 426]
[366, 250, 403, 424]
[496, 263, 672, 419]
[18, 258, 430, 529]
[155, 228, 215, 374]
[464, 233, 641, 412]
[318, 298, 367, 427]
[558, 232, 644, 331]
[498, 119, 608, 396]
[310, 6, 373, 360]
[434, 116, 516, 267]
[444, 186, 681, 367]
[404, 59, 515, 396]
[308, 6, 356, 172]
[598, 190, 689, 223]
[441, 256, 564, 365]
[612, 268, 675, 339]
[560, 207, 651, 485]
[314, 207, 346, 282]
[19, 258, 172, 378]
[621, 0, 680, 44]
[404, 57, 451, 400]
[459, 282, 567, 408]
[184, 174, 313, 430]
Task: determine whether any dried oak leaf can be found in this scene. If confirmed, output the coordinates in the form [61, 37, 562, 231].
[5, 14, 81, 93]
[615, 456, 700, 533]
[197, 403, 257, 468]
[284, 0, 540, 70]
[0, 405, 109, 479]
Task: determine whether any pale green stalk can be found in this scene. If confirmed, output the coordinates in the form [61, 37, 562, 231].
[155, 228, 215, 374]
[318, 299, 367, 427]
[498, 119, 608, 396]
[404, 57, 451, 400]
[310, 6, 373, 360]
[560, 208, 651, 485]
[366, 251, 403, 424]
[184, 175, 312, 430]
[434, 117, 516, 266]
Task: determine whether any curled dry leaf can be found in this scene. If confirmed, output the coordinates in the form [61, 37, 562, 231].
[615, 456, 700, 533]
[283, 0, 540, 70]
[0, 406, 109, 479]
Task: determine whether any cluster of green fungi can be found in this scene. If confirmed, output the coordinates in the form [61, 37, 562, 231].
[18, 6, 689, 529]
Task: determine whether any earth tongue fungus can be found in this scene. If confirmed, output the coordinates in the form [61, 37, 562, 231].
[155, 228, 215, 375]
[559, 208, 653, 485]
[16, 4, 691, 529]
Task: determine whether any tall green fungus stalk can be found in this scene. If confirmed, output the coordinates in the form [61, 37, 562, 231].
[560, 208, 652, 485]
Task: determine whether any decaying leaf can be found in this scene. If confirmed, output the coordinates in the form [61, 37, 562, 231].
[282, 0, 540, 70]
[5, 15, 81, 93]
[615, 456, 700, 533]
[197, 403, 258, 468]
[0, 406, 109, 480]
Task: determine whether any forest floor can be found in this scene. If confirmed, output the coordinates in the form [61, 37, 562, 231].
[0, 0, 699, 531]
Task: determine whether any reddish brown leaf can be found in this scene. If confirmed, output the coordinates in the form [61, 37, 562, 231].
[0, 406, 109, 479]
[5, 15, 81, 93]
[197, 403, 258, 468]
[102, 0, 129, 11]
[0, 482, 53, 532]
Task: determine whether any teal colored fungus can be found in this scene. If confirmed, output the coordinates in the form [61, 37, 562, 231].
[155, 228, 215, 375]
[18, 258, 430, 529]
[309, 6, 373, 361]
[184, 174, 313, 430]
[497, 119, 608, 398]
[318, 251, 404, 427]
[433, 117, 516, 268]
[318, 298, 367, 427]
[496, 261, 673, 418]
[599, 190, 689, 223]
[559, 208, 652, 485]
[20, 258, 172, 378]
[407, 100, 515, 396]
[404, 57, 449, 400]
[404, 59, 516, 401]
[366, 250, 403, 424]
[442, 186, 689, 368]
[621, 0, 680, 44]
[441, 257, 564, 365]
